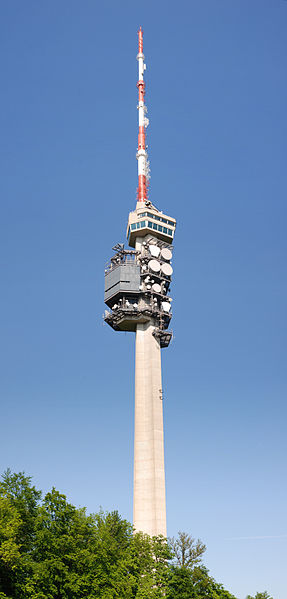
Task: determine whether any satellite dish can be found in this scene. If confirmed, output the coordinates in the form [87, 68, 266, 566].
[161, 302, 171, 313]
[146, 284, 151, 290]
[152, 283, 161, 294]
[161, 247, 172, 261]
[149, 244, 160, 258]
[149, 259, 161, 273]
[161, 262, 173, 276]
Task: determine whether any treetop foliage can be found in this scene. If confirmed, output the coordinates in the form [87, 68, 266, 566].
[169, 531, 206, 568]
[246, 593, 274, 599]
[0, 471, 274, 599]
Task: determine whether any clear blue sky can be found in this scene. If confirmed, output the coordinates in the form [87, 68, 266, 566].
[1, 1, 286, 598]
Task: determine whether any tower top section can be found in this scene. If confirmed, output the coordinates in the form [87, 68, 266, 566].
[127, 28, 176, 248]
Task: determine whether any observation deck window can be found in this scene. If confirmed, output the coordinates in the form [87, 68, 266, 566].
[146, 221, 173, 237]
[131, 220, 147, 231]
[128, 221, 173, 238]
[138, 211, 175, 227]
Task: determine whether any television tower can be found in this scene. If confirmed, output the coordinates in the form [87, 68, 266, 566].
[104, 28, 176, 538]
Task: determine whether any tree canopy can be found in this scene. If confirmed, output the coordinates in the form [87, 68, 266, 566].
[0, 470, 274, 599]
[246, 593, 274, 599]
[169, 531, 206, 568]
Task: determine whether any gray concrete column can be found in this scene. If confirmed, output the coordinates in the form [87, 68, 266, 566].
[133, 321, 167, 537]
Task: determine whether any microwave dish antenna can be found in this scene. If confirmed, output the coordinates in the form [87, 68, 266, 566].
[161, 263, 173, 276]
[149, 244, 160, 257]
[149, 259, 161, 273]
[161, 302, 171, 313]
[161, 247, 172, 261]
[152, 283, 161, 293]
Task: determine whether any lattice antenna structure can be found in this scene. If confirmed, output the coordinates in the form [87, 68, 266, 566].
[136, 27, 150, 202]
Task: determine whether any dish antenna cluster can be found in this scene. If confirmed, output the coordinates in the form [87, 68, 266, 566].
[104, 232, 175, 337]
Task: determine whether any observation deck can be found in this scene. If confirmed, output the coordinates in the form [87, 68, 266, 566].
[127, 201, 176, 248]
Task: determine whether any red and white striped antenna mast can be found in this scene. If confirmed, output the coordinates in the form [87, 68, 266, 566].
[136, 27, 150, 203]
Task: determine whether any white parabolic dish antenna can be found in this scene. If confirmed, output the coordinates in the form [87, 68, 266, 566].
[149, 259, 161, 273]
[149, 244, 160, 258]
[161, 262, 173, 276]
[161, 247, 172, 261]
[152, 283, 161, 293]
[161, 301, 171, 312]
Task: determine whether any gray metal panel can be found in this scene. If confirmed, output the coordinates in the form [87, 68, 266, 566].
[104, 263, 141, 302]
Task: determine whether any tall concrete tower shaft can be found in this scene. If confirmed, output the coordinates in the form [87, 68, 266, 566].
[134, 306, 166, 536]
[104, 28, 176, 538]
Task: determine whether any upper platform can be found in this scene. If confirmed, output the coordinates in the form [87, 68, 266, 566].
[127, 201, 176, 248]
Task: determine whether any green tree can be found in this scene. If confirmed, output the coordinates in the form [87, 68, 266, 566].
[167, 565, 238, 599]
[170, 531, 206, 568]
[167, 565, 197, 599]
[0, 496, 22, 598]
[25, 492, 137, 599]
[129, 532, 172, 598]
[0, 469, 41, 553]
[167, 531, 239, 599]
[192, 566, 238, 599]
[89, 508, 135, 598]
[246, 593, 274, 599]
[0, 469, 41, 598]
